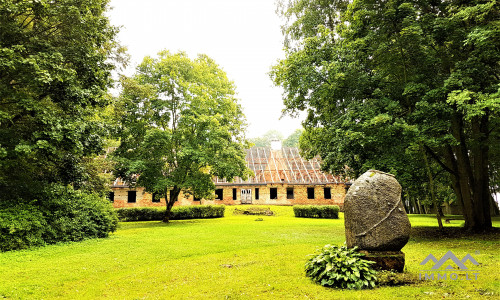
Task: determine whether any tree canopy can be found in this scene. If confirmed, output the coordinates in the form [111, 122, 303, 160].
[283, 129, 303, 147]
[114, 51, 251, 221]
[0, 0, 120, 199]
[0, 0, 121, 250]
[271, 0, 500, 230]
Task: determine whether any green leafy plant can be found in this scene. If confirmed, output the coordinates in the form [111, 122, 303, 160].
[0, 185, 118, 252]
[305, 244, 377, 289]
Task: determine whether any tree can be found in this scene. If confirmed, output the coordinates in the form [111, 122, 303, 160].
[0, 0, 121, 199]
[249, 130, 284, 147]
[114, 51, 251, 222]
[271, 0, 500, 230]
[283, 129, 303, 147]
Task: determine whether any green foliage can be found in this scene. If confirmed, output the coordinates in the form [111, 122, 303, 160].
[305, 245, 377, 289]
[114, 51, 250, 221]
[0, 204, 47, 251]
[272, 0, 500, 229]
[116, 205, 225, 222]
[249, 130, 284, 147]
[0, 185, 118, 252]
[293, 205, 339, 219]
[40, 185, 118, 243]
[0, 0, 121, 200]
[282, 129, 303, 147]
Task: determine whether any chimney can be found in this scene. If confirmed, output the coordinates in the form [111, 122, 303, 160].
[271, 139, 282, 150]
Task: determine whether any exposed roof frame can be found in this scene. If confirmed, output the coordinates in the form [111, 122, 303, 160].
[283, 147, 300, 183]
[259, 148, 273, 183]
[295, 148, 313, 183]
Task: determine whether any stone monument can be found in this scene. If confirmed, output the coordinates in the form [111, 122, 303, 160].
[344, 169, 411, 272]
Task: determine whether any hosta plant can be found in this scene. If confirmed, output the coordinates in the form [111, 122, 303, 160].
[305, 244, 377, 289]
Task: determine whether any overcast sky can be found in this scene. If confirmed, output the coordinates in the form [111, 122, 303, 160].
[107, 0, 303, 139]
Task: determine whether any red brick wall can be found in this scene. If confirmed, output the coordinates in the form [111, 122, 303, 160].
[111, 183, 346, 208]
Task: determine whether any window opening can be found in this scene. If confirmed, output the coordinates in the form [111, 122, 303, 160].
[270, 188, 278, 200]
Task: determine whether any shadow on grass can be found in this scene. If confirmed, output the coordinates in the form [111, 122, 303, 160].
[410, 226, 500, 241]
[117, 219, 204, 230]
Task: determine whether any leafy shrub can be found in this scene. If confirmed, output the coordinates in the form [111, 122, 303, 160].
[0, 185, 118, 252]
[293, 205, 339, 219]
[305, 245, 377, 289]
[41, 185, 118, 243]
[115, 207, 164, 221]
[0, 204, 47, 251]
[116, 205, 225, 221]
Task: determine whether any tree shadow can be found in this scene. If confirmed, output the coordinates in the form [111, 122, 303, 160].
[410, 226, 500, 241]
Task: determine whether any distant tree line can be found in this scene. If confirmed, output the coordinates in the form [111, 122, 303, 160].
[250, 129, 303, 148]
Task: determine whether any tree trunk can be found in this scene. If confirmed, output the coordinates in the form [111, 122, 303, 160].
[164, 186, 180, 223]
[470, 114, 492, 230]
[450, 114, 476, 229]
[421, 145, 443, 229]
[416, 197, 424, 214]
[411, 197, 421, 214]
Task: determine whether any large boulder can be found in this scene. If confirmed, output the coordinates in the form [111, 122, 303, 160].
[344, 170, 411, 251]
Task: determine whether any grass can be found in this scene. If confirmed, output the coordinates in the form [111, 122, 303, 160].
[0, 206, 498, 299]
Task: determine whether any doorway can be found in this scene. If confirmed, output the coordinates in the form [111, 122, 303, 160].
[241, 189, 252, 204]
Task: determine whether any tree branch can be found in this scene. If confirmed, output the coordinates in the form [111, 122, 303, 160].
[424, 144, 456, 175]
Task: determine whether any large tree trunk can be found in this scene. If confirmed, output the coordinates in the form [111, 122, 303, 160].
[450, 113, 476, 229]
[471, 114, 492, 229]
[164, 186, 180, 223]
[443, 113, 493, 231]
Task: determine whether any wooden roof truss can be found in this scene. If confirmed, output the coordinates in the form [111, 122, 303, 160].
[215, 147, 339, 185]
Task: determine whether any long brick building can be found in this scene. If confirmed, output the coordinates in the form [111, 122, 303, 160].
[110, 146, 348, 208]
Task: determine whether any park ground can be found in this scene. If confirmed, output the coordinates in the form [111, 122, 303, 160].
[0, 206, 498, 299]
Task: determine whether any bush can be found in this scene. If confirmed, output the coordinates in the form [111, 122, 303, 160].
[293, 205, 339, 219]
[116, 205, 225, 221]
[0, 185, 118, 252]
[41, 186, 118, 243]
[115, 207, 164, 221]
[305, 245, 377, 289]
[0, 204, 47, 251]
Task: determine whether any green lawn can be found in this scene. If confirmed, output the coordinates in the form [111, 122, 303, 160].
[0, 206, 498, 299]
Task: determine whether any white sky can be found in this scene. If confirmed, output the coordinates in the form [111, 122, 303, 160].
[107, 0, 304, 139]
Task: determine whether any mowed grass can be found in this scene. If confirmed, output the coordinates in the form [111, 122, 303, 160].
[0, 206, 498, 299]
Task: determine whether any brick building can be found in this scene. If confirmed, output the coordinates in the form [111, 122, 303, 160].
[110, 146, 348, 208]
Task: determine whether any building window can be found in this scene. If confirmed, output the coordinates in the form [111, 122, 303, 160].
[324, 187, 332, 199]
[286, 187, 294, 199]
[108, 191, 114, 202]
[127, 191, 136, 203]
[255, 188, 259, 200]
[270, 188, 278, 200]
[232, 188, 237, 200]
[170, 189, 178, 202]
[215, 189, 223, 200]
[307, 187, 315, 199]
[152, 192, 161, 203]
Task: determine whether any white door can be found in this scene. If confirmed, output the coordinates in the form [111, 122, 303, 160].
[241, 189, 252, 204]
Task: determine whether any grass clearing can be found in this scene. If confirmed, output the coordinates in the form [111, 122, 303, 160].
[0, 206, 498, 299]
